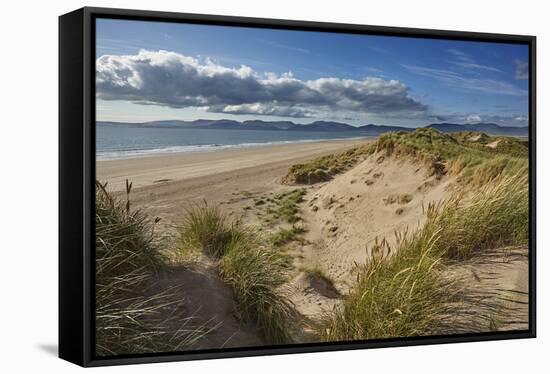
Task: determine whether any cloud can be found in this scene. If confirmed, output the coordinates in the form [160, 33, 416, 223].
[466, 114, 481, 123]
[403, 64, 527, 96]
[448, 48, 472, 62]
[452, 62, 502, 73]
[514, 60, 528, 80]
[96, 50, 428, 118]
[446, 48, 502, 73]
[220, 103, 315, 118]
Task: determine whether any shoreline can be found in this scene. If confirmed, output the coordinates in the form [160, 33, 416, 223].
[97, 138, 373, 191]
[96, 135, 376, 161]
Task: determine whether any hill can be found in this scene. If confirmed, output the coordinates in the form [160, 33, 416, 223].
[97, 119, 528, 136]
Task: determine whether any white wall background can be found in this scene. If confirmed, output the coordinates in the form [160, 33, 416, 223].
[0, 0, 547, 372]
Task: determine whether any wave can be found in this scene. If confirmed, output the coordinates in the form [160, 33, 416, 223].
[96, 137, 372, 161]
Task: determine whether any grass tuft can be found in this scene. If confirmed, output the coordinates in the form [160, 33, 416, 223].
[177, 202, 236, 258]
[283, 144, 375, 184]
[178, 203, 298, 344]
[221, 234, 297, 344]
[95, 181, 206, 355]
[268, 225, 306, 247]
[320, 172, 529, 341]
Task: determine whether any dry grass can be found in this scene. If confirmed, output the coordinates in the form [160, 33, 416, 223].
[95, 181, 207, 355]
[283, 144, 375, 184]
[320, 172, 529, 341]
[177, 203, 298, 344]
[374, 128, 528, 186]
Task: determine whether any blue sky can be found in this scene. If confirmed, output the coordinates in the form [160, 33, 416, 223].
[96, 18, 529, 127]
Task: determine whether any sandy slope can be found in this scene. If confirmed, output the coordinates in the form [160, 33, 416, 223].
[96, 139, 367, 349]
[286, 154, 454, 320]
[285, 152, 528, 331]
[97, 139, 529, 346]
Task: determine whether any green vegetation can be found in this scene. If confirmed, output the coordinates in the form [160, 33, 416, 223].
[273, 189, 307, 223]
[320, 173, 529, 341]
[96, 127, 529, 351]
[429, 174, 528, 260]
[284, 128, 528, 186]
[259, 189, 307, 225]
[177, 203, 297, 344]
[283, 144, 375, 184]
[375, 128, 528, 185]
[95, 181, 206, 356]
[221, 235, 297, 344]
[178, 203, 236, 258]
[268, 225, 305, 247]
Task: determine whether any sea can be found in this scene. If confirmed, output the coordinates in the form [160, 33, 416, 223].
[96, 123, 375, 161]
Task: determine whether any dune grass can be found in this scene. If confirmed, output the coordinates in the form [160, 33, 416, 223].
[283, 144, 375, 184]
[95, 181, 206, 355]
[375, 128, 528, 186]
[177, 203, 236, 258]
[221, 234, 297, 344]
[268, 225, 305, 247]
[320, 172, 529, 341]
[177, 202, 297, 344]
[284, 128, 526, 186]
[273, 189, 307, 223]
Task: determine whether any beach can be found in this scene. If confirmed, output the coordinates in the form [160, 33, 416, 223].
[95, 128, 529, 351]
[97, 138, 370, 230]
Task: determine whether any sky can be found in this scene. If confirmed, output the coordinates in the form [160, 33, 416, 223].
[96, 18, 529, 127]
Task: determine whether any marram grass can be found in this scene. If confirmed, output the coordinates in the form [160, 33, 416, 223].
[178, 202, 298, 344]
[321, 172, 529, 342]
[95, 181, 207, 355]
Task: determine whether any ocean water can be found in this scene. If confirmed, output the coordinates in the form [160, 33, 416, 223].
[96, 124, 374, 160]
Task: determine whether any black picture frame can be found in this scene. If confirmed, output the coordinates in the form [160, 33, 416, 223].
[59, 6, 537, 367]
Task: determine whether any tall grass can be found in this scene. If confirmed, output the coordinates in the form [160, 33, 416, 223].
[95, 181, 206, 355]
[177, 203, 298, 344]
[221, 234, 297, 344]
[178, 203, 234, 258]
[430, 173, 529, 260]
[283, 144, 375, 184]
[375, 128, 528, 186]
[321, 172, 529, 341]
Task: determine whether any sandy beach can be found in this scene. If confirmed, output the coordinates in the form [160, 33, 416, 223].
[94, 129, 529, 350]
[97, 138, 371, 230]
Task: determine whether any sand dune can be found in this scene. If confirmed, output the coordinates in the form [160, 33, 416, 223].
[96, 136, 528, 348]
[286, 154, 454, 319]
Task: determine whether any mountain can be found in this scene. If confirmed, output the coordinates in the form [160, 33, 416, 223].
[358, 124, 415, 135]
[427, 123, 528, 136]
[290, 121, 357, 132]
[242, 120, 297, 130]
[97, 119, 528, 137]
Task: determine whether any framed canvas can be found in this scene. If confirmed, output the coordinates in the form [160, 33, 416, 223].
[59, 7, 536, 367]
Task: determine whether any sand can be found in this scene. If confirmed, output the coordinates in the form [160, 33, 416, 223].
[96, 137, 528, 346]
[97, 139, 368, 191]
[285, 155, 455, 319]
[97, 139, 368, 231]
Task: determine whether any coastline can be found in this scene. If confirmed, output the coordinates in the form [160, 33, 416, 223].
[96, 138, 374, 230]
[96, 135, 375, 161]
[97, 138, 371, 191]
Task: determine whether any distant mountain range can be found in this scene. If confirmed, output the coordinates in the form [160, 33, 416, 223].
[98, 119, 528, 137]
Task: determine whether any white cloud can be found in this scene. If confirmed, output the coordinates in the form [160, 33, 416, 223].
[403, 64, 527, 96]
[447, 48, 502, 73]
[96, 50, 428, 118]
[466, 114, 482, 123]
